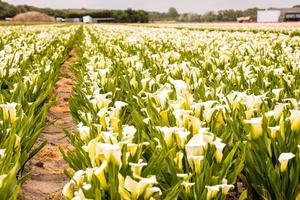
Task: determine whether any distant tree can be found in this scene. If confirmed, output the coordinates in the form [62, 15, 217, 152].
[188, 13, 201, 22]
[201, 11, 218, 22]
[126, 8, 139, 22]
[113, 10, 129, 22]
[149, 11, 170, 21]
[136, 10, 149, 23]
[293, 5, 300, 8]
[178, 13, 188, 22]
[168, 7, 179, 18]
[0, 0, 17, 19]
[217, 9, 242, 21]
[243, 7, 259, 20]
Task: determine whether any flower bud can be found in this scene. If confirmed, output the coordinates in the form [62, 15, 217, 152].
[174, 151, 184, 170]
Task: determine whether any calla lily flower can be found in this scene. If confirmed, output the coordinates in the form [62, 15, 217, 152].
[272, 88, 283, 100]
[174, 128, 190, 148]
[278, 152, 295, 172]
[289, 110, 300, 132]
[214, 141, 226, 163]
[265, 104, 288, 121]
[144, 186, 162, 199]
[0, 102, 18, 124]
[189, 116, 202, 135]
[118, 174, 131, 200]
[220, 179, 234, 195]
[0, 149, 5, 158]
[174, 151, 184, 170]
[185, 133, 207, 157]
[127, 143, 138, 157]
[155, 89, 171, 108]
[170, 79, 188, 96]
[90, 93, 111, 111]
[156, 126, 176, 147]
[129, 159, 148, 178]
[122, 125, 137, 141]
[114, 101, 127, 109]
[244, 117, 263, 140]
[72, 170, 85, 186]
[62, 182, 74, 199]
[220, 183, 234, 195]
[94, 161, 108, 189]
[187, 155, 204, 174]
[82, 183, 92, 191]
[97, 143, 122, 167]
[110, 117, 120, 133]
[205, 185, 220, 200]
[182, 181, 195, 193]
[176, 173, 190, 180]
[268, 126, 280, 139]
[124, 176, 158, 200]
[77, 123, 90, 141]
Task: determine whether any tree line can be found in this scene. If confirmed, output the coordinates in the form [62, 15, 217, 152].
[152, 5, 300, 22]
[1, 1, 300, 23]
[0, 1, 149, 22]
[150, 7, 259, 22]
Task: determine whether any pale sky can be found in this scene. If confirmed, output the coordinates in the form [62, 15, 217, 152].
[5, 0, 300, 13]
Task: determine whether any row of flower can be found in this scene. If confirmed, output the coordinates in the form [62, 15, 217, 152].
[0, 25, 80, 199]
[62, 25, 300, 200]
[138, 23, 300, 36]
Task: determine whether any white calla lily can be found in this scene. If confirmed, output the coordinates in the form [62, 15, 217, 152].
[278, 152, 295, 172]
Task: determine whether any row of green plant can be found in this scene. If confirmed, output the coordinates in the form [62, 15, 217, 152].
[62, 25, 300, 200]
[0, 25, 81, 199]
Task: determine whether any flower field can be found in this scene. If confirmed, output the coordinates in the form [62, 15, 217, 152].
[1, 24, 300, 200]
[0, 25, 79, 199]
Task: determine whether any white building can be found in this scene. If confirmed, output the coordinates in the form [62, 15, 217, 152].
[73, 18, 81, 22]
[257, 8, 300, 22]
[65, 18, 82, 23]
[83, 16, 93, 23]
[257, 10, 281, 22]
[56, 17, 65, 22]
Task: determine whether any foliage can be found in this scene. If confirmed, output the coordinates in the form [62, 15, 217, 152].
[62, 25, 300, 199]
[168, 7, 179, 18]
[0, 24, 81, 199]
[178, 8, 260, 22]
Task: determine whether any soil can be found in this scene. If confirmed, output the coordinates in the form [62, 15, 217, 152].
[19, 50, 77, 200]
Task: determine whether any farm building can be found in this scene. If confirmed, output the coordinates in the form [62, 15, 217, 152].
[257, 8, 300, 22]
[257, 10, 281, 22]
[83, 16, 93, 23]
[65, 18, 82, 23]
[82, 16, 115, 23]
[279, 8, 300, 21]
[93, 18, 115, 23]
[58, 16, 115, 23]
[56, 17, 65, 22]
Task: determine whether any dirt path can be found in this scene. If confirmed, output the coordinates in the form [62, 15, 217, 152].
[19, 50, 78, 200]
